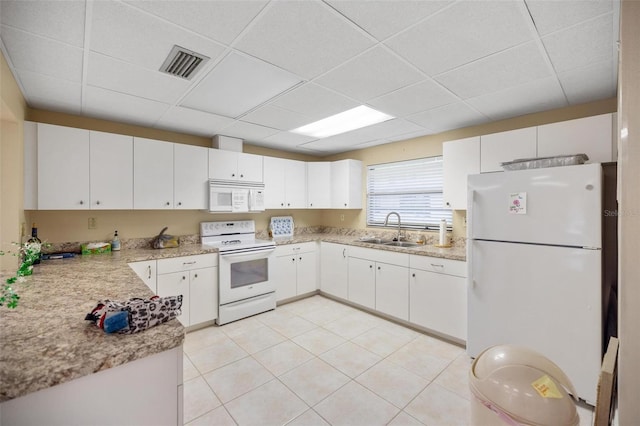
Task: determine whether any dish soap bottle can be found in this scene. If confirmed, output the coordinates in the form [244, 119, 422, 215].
[111, 230, 121, 251]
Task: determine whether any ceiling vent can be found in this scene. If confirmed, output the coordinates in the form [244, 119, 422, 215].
[160, 45, 209, 80]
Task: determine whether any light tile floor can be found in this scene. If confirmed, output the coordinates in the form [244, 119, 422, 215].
[183, 295, 594, 426]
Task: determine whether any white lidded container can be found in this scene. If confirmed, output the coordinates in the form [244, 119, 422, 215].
[469, 345, 579, 426]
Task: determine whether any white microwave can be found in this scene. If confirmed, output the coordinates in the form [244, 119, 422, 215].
[209, 180, 265, 213]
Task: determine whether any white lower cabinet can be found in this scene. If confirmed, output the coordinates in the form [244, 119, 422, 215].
[409, 255, 467, 341]
[156, 254, 218, 327]
[274, 243, 317, 302]
[319, 242, 349, 299]
[347, 247, 409, 316]
[128, 260, 157, 292]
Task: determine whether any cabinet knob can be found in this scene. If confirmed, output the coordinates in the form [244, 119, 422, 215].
[281, 203, 284, 206]
[412, 273, 416, 278]
[292, 258, 296, 262]
[194, 273, 198, 278]
[299, 257, 302, 261]
[344, 203, 347, 207]
[240, 174, 244, 178]
[378, 266, 381, 270]
[79, 200, 84, 205]
[166, 202, 170, 206]
[369, 265, 373, 269]
[310, 203, 313, 207]
[96, 200, 100, 205]
[287, 203, 290, 206]
[232, 173, 235, 177]
[177, 202, 182, 206]
[446, 202, 450, 206]
[182, 276, 186, 281]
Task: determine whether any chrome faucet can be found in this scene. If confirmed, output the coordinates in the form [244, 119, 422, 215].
[384, 211, 403, 241]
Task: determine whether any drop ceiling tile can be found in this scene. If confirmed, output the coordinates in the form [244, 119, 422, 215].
[346, 118, 427, 141]
[558, 61, 617, 105]
[218, 120, 280, 142]
[181, 52, 301, 118]
[466, 77, 567, 121]
[314, 46, 424, 102]
[234, 0, 374, 79]
[407, 103, 488, 133]
[17, 70, 81, 112]
[367, 79, 459, 117]
[0, 0, 85, 47]
[385, 0, 533, 76]
[125, 0, 268, 45]
[84, 86, 170, 127]
[270, 83, 359, 121]
[87, 53, 191, 104]
[90, 1, 226, 72]
[241, 105, 313, 131]
[525, 0, 613, 36]
[155, 106, 235, 137]
[435, 42, 551, 99]
[251, 138, 324, 155]
[0, 25, 83, 82]
[541, 14, 613, 73]
[325, 0, 452, 41]
[264, 132, 317, 146]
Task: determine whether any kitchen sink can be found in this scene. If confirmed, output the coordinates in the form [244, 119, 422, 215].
[357, 238, 391, 244]
[382, 241, 420, 247]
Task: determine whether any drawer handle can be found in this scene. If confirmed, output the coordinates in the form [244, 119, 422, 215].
[431, 263, 444, 268]
[183, 261, 197, 265]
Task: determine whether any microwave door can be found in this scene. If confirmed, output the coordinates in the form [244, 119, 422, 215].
[210, 189, 232, 212]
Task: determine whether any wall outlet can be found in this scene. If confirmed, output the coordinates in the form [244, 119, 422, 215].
[340, 214, 345, 222]
[88, 217, 97, 229]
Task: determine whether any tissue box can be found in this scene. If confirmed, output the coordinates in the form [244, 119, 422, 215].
[81, 243, 112, 255]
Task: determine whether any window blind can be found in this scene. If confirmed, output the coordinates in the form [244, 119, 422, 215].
[367, 157, 453, 229]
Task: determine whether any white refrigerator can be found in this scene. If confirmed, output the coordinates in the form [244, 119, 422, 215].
[467, 163, 602, 405]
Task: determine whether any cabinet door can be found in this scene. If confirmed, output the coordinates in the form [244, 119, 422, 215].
[128, 260, 157, 293]
[443, 136, 480, 210]
[263, 156, 286, 208]
[24, 121, 38, 210]
[274, 255, 297, 302]
[348, 257, 375, 309]
[209, 149, 237, 180]
[37, 123, 90, 209]
[133, 138, 174, 209]
[157, 271, 190, 326]
[296, 252, 317, 295]
[307, 162, 331, 208]
[410, 269, 466, 340]
[320, 243, 348, 299]
[90, 131, 133, 209]
[331, 159, 362, 209]
[189, 267, 218, 325]
[480, 128, 537, 173]
[174, 144, 208, 209]
[537, 114, 613, 163]
[285, 159, 307, 208]
[376, 263, 409, 321]
[238, 152, 263, 183]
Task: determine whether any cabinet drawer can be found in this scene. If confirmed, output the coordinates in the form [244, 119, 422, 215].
[349, 246, 409, 267]
[157, 254, 217, 274]
[409, 255, 466, 277]
[274, 242, 317, 257]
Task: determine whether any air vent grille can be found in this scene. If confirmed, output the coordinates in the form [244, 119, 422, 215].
[160, 45, 209, 80]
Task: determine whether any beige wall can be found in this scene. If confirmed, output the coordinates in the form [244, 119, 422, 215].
[1, 50, 27, 269]
[617, 1, 640, 422]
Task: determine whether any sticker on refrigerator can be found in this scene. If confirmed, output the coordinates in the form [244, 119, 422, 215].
[509, 192, 527, 214]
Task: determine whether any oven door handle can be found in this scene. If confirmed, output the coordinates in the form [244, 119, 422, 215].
[219, 247, 276, 258]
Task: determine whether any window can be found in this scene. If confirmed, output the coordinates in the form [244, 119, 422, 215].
[367, 157, 452, 229]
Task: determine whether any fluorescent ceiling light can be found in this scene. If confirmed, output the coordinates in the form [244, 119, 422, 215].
[291, 105, 394, 138]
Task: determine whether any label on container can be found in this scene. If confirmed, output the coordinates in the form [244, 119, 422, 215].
[531, 375, 563, 398]
[509, 192, 527, 214]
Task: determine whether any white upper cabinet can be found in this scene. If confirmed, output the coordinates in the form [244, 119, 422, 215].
[331, 159, 362, 209]
[209, 149, 263, 183]
[23, 121, 38, 210]
[307, 162, 331, 208]
[443, 136, 480, 210]
[264, 157, 307, 209]
[480, 127, 537, 173]
[90, 131, 133, 209]
[37, 123, 90, 210]
[173, 144, 208, 209]
[133, 137, 174, 209]
[537, 113, 614, 163]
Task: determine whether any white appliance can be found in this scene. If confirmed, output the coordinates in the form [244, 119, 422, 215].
[201, 220, 276, 325]
[467, 163, 602, 405]
[209, 180, 265, 213]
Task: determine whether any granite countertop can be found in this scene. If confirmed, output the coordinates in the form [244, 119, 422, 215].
[0, 245, 218, 403]
[272, 233, 467, 262]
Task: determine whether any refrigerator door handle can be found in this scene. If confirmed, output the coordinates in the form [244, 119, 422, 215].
[467, 189, 475, 286]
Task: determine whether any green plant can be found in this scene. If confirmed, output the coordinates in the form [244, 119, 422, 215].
[0, 241, 48, 309]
